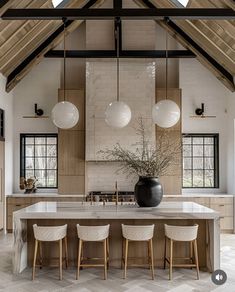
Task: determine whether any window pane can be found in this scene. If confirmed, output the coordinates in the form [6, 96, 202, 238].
[205, 170, 214, 187]
[47, 145, 57, 157]
[25, 170, 34, 179]
[183, 137, 191, 144]
[183, 170, 192, 187]
[35, 158, 46, 169]
[47, 158, 57, 169]
[204, 145, 214, 156]
[183, 157, 191, 169]
[47, 170, 57, 187]
[25, 137, 34, 144]
[193, 137, 203, 144]
[183, 145, 191, 156]
[205, 157, 214, 169]
[193, 145, 203, 156]
[21, 134, 58, 188]
[193, 170, 203, 187]
[35, 170, 46, 187]
[204, 137, 214, 144]
[35, 145, 46, 156]
[35, 137, 46, 144]
[47, 137, 57, 144]
[26, 157, 34, 169]
[193, 157, 203, 169]
[26, 145, 34, 156]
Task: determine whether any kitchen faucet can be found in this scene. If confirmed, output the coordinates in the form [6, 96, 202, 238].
[115, 181, 119, 205]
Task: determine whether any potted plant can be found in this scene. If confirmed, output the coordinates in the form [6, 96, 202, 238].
[99, 118, 181, 207]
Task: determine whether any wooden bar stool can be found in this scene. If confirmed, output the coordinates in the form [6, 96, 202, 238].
[32, 224, 68, 281]
[76, 224, 110, 280]
[164, 224, 199, 280]
[121, 224, 155, 280]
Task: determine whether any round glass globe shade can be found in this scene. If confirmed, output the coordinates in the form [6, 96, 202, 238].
[51, 101, 79, 129]
[105, 101, 132, 128]
[152, 99, 180, 128]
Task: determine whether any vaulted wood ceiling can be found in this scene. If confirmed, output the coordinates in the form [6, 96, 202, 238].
[0, 0, 234, 92]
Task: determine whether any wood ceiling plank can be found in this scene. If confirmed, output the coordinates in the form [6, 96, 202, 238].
[0, 0, 18, 16]
[0, 0, 39, 31]
[0, 1, 53, 56]
[190, 19, 235, 54]
[175, 19, 235, 74]
[0, 0, 87, 74]
[135, 0, 234, 91]
[5, 0, 105, 92]
[0, 21, 61, 76]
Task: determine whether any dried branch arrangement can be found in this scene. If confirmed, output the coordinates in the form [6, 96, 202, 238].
[98, 118, 181, 178]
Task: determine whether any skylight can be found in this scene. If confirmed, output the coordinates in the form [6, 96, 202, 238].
[52, 0, 64, 7]
[176, 0, 189, 7]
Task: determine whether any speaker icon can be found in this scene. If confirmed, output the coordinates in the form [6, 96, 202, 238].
[212, 269, 227, 285]
[215, 273, 223, 281]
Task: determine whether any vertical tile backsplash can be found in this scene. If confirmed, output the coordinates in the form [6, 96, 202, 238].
[86, 59, 156, 192]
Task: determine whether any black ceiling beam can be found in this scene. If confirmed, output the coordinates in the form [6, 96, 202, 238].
[2, 8, 235, 20]
[165, 18, 234, 83]
[113, 0, 122, 9]
[0, 0, 10, 9]
[6, 0, 99, 87]
[140, 0, 233, 85]
[44, 49, 196, 58]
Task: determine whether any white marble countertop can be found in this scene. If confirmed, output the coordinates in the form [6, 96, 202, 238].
[7, 193, 84, 198]
[7, 192, 234, 198]
[13, 201, 219, 220]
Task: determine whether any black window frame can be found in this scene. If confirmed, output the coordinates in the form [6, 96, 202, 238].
[20, 133, 58, 189]
[0, 108, 5, 141]
[182, 133, 219, 189]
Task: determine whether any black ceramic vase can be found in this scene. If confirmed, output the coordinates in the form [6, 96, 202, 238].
[134, 176, 163, 207]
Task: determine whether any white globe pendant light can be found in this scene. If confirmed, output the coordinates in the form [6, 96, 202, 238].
[152, 99, 180, 128]
[52, 101, 79, 129]
[51, 18, 79, 129]
[105, 19, 131, 128]
[105, 101, 131, 128]
[152, 33, 180, 128]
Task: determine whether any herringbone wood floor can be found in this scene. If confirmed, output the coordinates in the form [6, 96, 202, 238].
[0, 232, 234, 292]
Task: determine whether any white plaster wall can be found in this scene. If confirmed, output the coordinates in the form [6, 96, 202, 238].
[0, 74, 13, 195]
[13, 59, 60, 192]
[180, 59, 234, 193]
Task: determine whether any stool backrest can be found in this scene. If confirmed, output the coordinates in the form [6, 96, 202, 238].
[164, 224, 199, 241]
[77, 224, 110, 241]
[122, 224, 154, 241]
[33, 224, 67, 241]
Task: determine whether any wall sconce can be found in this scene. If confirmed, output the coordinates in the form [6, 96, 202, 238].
[23, 103, 49, 119]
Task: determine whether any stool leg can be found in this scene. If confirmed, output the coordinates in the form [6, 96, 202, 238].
[59, 239, 63, 280]
[148, 240, 151, 268]
[76, 239, 82, 280]
[190, 241, 193, 269]
[32, 239, 38, 281]
[164, 236, 167, 269]
[149, 239, 154, 280]
[104, 239, 107, 280]
[64, 237, 68, 269]
[106, 238, 110, 270]
[39, 241, 43, 269]
[124, 239, 128, 279]
[121, 238, 124, 269]
[169, 239, 173, 280]
[193, 239, 200, 280]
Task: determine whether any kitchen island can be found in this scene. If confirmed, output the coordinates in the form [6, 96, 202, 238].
[13, 201, 220, 274]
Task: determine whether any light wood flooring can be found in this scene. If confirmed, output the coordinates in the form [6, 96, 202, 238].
[0, 232, 234, 292]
